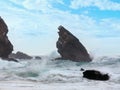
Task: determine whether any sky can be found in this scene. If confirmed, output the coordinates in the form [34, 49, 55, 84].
[0, 0, 120, 56]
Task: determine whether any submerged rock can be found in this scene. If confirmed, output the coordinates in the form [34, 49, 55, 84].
[9, 51, 33, 60]
[82, 69, 110, 81]
[0, 17, 13, 59]
[56, 25, 91, 62]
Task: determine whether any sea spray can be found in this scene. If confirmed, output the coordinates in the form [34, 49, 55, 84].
[0, 56, 119, 86]
[15, 58, 50, 79]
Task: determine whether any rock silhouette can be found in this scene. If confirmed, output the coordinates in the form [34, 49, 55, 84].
[0, 17, 13, 59]
[56, 25, 91, 62]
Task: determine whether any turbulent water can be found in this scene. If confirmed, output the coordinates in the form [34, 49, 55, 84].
[0, 54, 120, 89]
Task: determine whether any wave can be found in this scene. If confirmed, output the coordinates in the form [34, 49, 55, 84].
[0, 55, 120, 84]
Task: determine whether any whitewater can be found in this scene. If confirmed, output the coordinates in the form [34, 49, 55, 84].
[0, 54, 120, 90]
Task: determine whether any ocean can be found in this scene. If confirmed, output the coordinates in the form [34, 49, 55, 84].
[0, 54, 120, 90]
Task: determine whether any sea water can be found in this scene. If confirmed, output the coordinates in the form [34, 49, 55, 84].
[0, 54, 120, 90]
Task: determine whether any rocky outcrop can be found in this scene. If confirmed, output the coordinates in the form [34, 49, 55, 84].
[0, 17, 13, 59]
[56, 25, 92, 62]
[9, 51, 33, 60]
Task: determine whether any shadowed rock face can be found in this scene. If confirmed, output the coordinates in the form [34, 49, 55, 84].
[56, 25, 92, 62]
[0, 17, 13, 59]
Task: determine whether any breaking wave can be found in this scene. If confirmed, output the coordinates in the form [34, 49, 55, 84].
[0, 54, 120, 85]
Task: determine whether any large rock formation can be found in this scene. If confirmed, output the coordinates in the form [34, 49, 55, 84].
[0, 17, 13, 59]
[56, 25, 92, 62]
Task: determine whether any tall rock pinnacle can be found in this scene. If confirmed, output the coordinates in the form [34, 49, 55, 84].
[56, 25, 92, 62]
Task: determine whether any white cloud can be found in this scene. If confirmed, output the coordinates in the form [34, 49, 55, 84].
[9, 0, 24, 5]
[99, 18, 120, 31]
[22, 0, 51, 11]
[70, 0, 120, 10]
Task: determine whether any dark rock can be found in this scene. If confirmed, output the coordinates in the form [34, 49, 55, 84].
[9, 51, 33, 60]
[83, 70, 110, 81]
[80, 68, 84, 71]
[0, 17, 13, 59]
[35, 56, 41, 60]
[56, 25, 92, 62]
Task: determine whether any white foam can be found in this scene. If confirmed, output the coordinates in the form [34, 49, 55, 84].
[0, 80, 120, 90]
[0, 56, 120, 89]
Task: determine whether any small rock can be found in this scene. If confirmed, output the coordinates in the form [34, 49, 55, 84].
[9, 51, 33, 60]
[35, 56, 41, 60]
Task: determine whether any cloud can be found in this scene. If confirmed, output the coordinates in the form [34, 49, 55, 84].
[99, 18, 120, 31]
[22, 0, 50, 11]
[2, 0, 120, 38]
[70, 0, 120, 10]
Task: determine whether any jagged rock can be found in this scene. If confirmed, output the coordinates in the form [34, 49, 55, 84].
[56, 25, 92, 62]
[9, 51, 33, 60]
[82, 69, 110, 81]
[0, 17, 13, 59]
